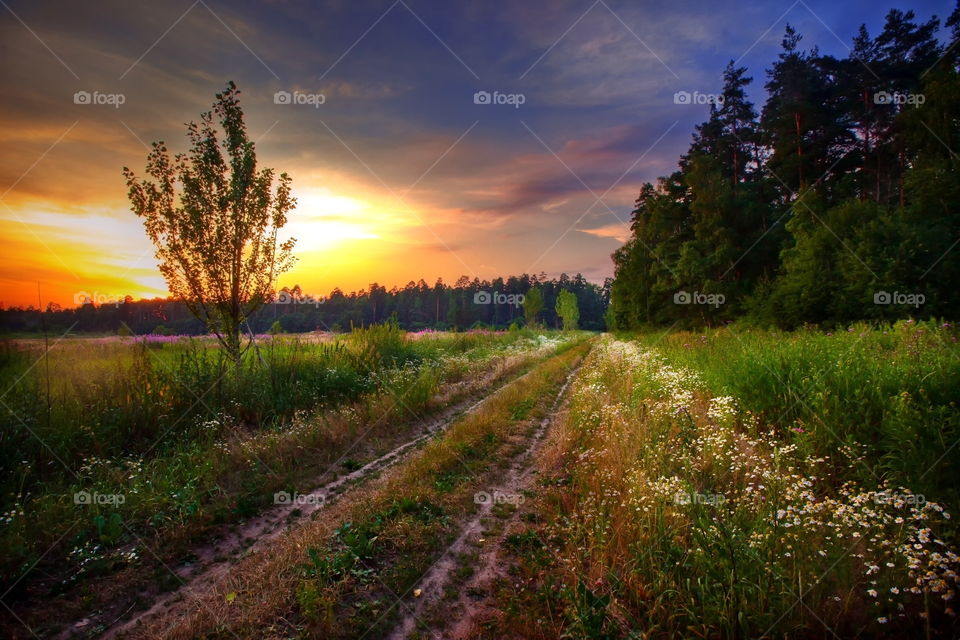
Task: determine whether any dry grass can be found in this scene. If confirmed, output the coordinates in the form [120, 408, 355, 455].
[120, 339, 592, 639]
[5, 336, 570, 639]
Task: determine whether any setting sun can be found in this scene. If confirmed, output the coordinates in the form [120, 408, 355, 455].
[288, 188, 381, 250]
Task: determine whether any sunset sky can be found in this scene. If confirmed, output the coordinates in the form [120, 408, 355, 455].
[1, 0, 951, 308]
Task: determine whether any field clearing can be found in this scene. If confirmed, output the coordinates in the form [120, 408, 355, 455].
[2, 323, 958, 639]
[117, 338, 593, 639]
[0, 327, 586, 637]
[472, 323, 960, 638]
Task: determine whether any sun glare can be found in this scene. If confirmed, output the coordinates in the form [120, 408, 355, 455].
[287, 189, 380, 252]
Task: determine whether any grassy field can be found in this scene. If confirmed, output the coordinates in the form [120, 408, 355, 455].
[2, 323, 958, 639]
[481, 322, 960, 638]
[122, 338, 592, 639]
[0, 327, 579, 622]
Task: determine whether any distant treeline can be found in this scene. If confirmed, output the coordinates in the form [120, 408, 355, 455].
[1, 273, 609, 335]
[609, 7, 960, 329]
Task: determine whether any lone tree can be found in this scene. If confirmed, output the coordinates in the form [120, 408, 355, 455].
[523, 286, 544, 327]
[555, 289, 580, 331]
[123, 82, 296, 364]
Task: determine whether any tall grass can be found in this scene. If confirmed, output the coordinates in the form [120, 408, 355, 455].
[120, 339, 592, 639]
[496, 334, 960, 638]
[642, 319, 960, 511]
[0, 327, 562, 595]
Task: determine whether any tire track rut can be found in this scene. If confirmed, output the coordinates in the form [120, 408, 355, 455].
[384, 356, 584, 640]
[96, 357, 548, 640]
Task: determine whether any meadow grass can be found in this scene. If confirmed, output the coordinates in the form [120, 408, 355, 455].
[0, 327, 572, 602]
[491, 327, 959, 639]
[121, 336, 593, 639]
[641, 319, 960, 511]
